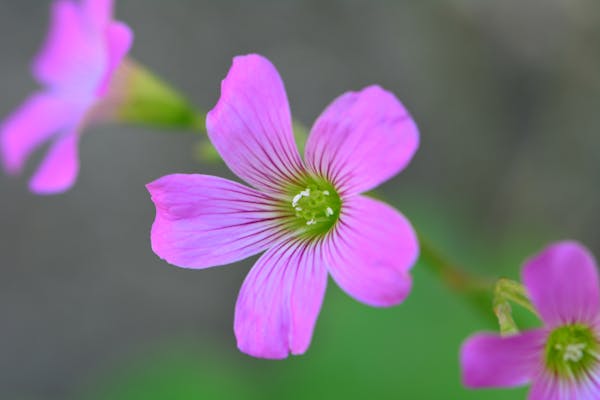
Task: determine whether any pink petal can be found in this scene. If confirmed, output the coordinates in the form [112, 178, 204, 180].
[206, 54, 305, 194]
[323, 195, 418, 307]
[305, 85, 419, 195]
[147, 174, 290, 269]
[234, 241, 327, 359]
[522, 241, 600, 327]
[29, 130, 80, 195]
[82, 0, 114, 30]
[33, 0, 106, 94]
[96, 21, 133, 96]
[1, 93, 74, 174]
[460, 330, 545, 389]
[529, 369, 600, 400]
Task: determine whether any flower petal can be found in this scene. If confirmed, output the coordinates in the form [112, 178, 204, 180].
[522, 241, 600, 327]
[96, 22, 133, 96]
[529, 368, 600, 400]
[305, 85, 419, 195]
[33, 0, 105, 93]
[82, 0, 114, 30]
[29, 130, 80, 195]
[460, 330, 545, 388]
[206, 54, 305, 194]
[234, 241, 327, 359]
[1, 93, 74, 174]
[147, 174, 289, 269]
[323, 195, 418, 307]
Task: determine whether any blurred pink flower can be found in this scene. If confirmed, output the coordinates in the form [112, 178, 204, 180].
[461, 241, 600, 399]
[1, 0, 133, 194]
[147, 54, 420, 359]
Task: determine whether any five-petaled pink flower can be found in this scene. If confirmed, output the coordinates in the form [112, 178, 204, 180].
[1, 0, 133, 194]
[147, 54, 420, 359]
[461, 241, 600, 399]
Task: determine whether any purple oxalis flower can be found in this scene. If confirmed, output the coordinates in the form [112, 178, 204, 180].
[461, 241, 600, 399]
[147, 54, 420, 359]
[1, 0, 132, 194]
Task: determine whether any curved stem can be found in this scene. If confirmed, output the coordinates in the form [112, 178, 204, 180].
[417, 232, 496, 321]
[493, 278, 537, 335]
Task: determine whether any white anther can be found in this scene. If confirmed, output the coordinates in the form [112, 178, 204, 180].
[563, 343, 586, 362]
[306, 218, 316, 225]
[295, 207, 303, 211]
[292, 188, 312, 207]
[325, 207, 334, 216]
[323, 190, 330, 196]
[292, 194, 302, 207]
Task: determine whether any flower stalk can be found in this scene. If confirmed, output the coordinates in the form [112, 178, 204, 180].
[417, 233, 496, 320]
[492, 278, 537, 335]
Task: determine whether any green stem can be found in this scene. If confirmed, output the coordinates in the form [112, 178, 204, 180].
[492, 278, 537, 335]
[495, 278, 537, 316]
[417, 233, 495, 320]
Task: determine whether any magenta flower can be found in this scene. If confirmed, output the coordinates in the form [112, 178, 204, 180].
[1, 0, 133, 194]
[147, 54, 420, 359]
[461, 241, 600, 399]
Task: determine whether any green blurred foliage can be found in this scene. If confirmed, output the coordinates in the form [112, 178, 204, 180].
[82, 265, 529, 400]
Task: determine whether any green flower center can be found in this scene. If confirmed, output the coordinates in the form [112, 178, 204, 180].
[545, 324, 598, 380]
[287, 178, 341, 238]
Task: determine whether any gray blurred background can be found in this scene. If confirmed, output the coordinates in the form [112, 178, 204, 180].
[1, 1, 600, 399]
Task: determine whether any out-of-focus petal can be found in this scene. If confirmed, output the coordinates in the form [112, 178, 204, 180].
[33, 0, 105, 94]
[323, 195, 418, 307]
[234, 241, 327, 359]
[96, 21, 133, 96]
[460, 330, 545, 388]
[528, 368, 600, 400]
[147, 174, 290, 269]
[82, 0, 114, 30]
[522, 241, 600, 327]
[206, 54, 305, 194]
[1, 93, 74, 174]
[305, 85, 419, 195]
[29, 130, 80, 195]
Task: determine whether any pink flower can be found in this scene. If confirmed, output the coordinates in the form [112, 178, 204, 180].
[1, 0, 133, 194]
[147, 54, 420, 359]
[461, 241, 600, 399]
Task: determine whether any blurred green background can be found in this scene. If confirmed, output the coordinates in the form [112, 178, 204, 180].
[1, 0, 599, 399]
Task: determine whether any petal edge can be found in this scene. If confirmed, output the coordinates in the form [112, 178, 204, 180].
[305, 85, 419, 195]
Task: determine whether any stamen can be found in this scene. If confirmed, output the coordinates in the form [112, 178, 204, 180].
[545, 324, 599, 380]
[287, 180, 341, 237]
[292, 194, 302, 207]
[563, 343, 586, 362]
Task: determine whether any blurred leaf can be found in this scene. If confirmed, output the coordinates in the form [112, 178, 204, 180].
[82, 344, 262, 400]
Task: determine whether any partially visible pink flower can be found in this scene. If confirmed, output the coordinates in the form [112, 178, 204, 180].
[461, 241, 600, 399]
[147, 54, 420, 359]
[1, 0, 133, 194]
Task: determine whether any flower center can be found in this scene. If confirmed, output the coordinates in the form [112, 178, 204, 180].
[545, 324, 598, 380]
[287, 179, 341, 238]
